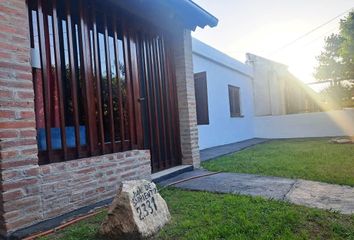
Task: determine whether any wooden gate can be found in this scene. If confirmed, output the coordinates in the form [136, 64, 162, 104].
[136, 33, 182, 173]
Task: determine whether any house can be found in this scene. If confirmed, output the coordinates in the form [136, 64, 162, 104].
[0, 0, 217, 238]
[192, 39, 254, 150]
[246, 53, 321, 116]
[193, 41, 354, 149]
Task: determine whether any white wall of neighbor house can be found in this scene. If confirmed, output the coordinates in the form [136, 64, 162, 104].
[192, 38, 255, 150]
[254, 108, 354, 138]
[246, 53, 288, 116]
[192, 40, 353, 151]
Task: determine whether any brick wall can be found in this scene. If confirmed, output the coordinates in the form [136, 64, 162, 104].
[0, 0, 39, 236]
[172, 29, 201, 168]
[1, 150, 151, 235]
[38, 151, 151, 221]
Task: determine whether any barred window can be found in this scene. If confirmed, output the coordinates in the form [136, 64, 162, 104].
[28, 0, 181, 172]
[28, 0, 140, 164]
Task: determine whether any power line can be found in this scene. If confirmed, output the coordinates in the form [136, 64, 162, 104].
[301, 25, 339, 48]
[273, 25, 339, 58]
[270, 7, 353, 56]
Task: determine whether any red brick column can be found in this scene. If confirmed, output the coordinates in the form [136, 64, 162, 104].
[172, 29, 201, 168]
[0, 0, 42, 235]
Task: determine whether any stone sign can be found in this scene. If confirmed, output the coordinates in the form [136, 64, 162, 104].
[99, 180, 171, 240]
[330, 137, 353, 144]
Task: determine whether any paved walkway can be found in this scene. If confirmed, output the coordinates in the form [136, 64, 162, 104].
[200, 138, 269, 161]
[160, 169, 354, 214]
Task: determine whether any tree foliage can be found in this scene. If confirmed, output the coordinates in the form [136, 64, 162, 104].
[314, 11, 354, 82]
[314, 11, 354, 108]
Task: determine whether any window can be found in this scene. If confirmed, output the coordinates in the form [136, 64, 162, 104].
[228, 85, 242, 117]
[194, 72, 209, 125]
[28, 0, 143, 164]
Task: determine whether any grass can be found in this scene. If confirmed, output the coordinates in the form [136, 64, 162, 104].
[39, 210, 107, 240]
[202, 138, 354, 186]
[39, 188, 354, 240]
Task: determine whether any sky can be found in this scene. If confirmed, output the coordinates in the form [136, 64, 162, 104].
[192, 0, 353, 86]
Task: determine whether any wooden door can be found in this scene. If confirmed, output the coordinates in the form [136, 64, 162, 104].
[137, 33, 181, 173]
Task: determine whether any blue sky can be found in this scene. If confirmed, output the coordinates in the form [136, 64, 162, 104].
[192, 0, 353, 84]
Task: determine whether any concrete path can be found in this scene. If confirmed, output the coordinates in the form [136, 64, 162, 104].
[200, 138, 269, 161]
[160, 169, 354, 215]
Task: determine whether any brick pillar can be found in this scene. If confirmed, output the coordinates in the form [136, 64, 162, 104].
[172, 29, 200, 168]
[0, 0, 42, 236]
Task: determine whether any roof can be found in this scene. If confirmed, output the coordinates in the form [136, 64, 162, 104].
[246, 53, 288, 68]
[109, 0, 218, 31]
[168, 0, 219, 30]
[192, 38, 253, 78]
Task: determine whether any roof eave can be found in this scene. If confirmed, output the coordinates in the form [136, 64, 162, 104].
[172, 0, 219, 30]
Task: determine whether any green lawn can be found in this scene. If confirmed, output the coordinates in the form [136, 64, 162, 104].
[40, 188, 354, 240]
[202, 138, 354, 186]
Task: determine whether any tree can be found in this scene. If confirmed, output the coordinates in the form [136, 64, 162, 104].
[314, 11, 354, 83]
[314, 11, 354, 108]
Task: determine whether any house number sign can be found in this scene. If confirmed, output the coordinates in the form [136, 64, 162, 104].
[132, 183, 159, 220]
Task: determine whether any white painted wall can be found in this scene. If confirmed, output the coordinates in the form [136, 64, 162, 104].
[193, 39, 353, 150]
[192, 38, 255, 150]
[246, 53, 288, 116]
[254, 108, 354, 138]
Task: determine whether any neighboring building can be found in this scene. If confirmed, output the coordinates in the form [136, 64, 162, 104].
[0, 0, 217, 238]
[192, 41, 353, 150]
[246, 53, 321, 116]
[192, 39, 254, 149]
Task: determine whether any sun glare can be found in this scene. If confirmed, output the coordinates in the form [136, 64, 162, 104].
[262, 21, 340, 87]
